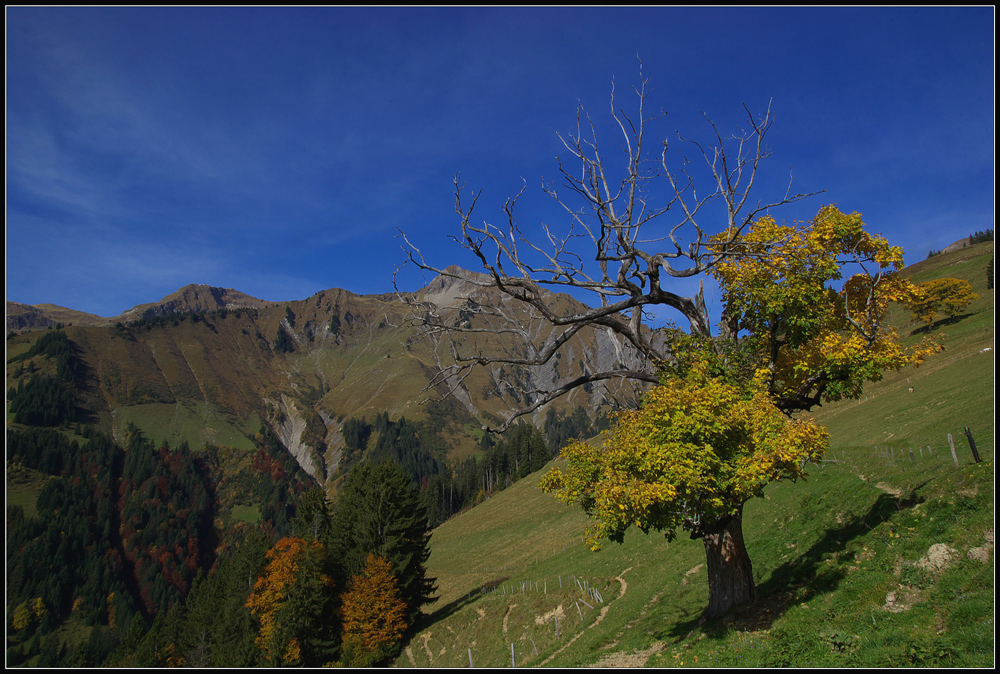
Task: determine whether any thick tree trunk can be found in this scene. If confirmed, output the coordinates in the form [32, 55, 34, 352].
[701, 505, 756, 619]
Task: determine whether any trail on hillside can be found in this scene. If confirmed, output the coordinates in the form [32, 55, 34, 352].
[537, 567, 632, 666]
[502, 604, 517, 635]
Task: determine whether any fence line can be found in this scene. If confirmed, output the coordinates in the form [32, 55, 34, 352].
[869, 426, 983, 469]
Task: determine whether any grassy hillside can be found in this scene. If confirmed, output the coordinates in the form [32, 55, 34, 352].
[398, 242, 994, 667]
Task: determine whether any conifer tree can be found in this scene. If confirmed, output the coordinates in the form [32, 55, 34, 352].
[331, 459, 436, 622]
[291, 485, 334, 544]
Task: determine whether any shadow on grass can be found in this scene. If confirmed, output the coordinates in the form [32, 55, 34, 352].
[409, 577, 506, 637]
[909, 312, 977, 335]
[662, 486, 926, 643]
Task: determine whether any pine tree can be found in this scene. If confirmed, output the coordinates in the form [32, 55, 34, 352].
[331, 459, 436, 622]
[291, 486, 333, 544]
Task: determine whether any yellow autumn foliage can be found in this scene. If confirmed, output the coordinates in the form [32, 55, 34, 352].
[908, 277, 979, 326]
[541, 360, 828, 549]
[710, 205, 939, 404]
[541, 205, 939, 550]
[245, 536, 332, 665]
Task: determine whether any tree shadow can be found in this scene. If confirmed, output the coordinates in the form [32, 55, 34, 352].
[662, 484, 927, 642]
[910, 312, 977, 335]
[408, 577, 507, 635]
[69, 340, 102, 426]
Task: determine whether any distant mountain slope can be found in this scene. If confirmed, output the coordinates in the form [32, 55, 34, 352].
[6, 301, 109, 332]
[115, 284, 272, 323]
[6, 284, 270, 334]
[6, 270, 650, 488]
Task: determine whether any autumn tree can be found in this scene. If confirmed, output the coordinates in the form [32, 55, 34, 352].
[400, 69, 938, 618]
[339, 553, 409, 667]
[539, 204, 938, 616]
[907, 277, 978, 327]
[245, 536, 336, 666]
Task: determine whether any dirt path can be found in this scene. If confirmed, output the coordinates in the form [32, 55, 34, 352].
[502, 604, 517, 635]
[420, 632, 434, 663]
[590, 641, 665, 668]
[538, 567, 632, 666]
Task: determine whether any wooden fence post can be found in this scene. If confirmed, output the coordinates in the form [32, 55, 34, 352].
[948, 434, 959, 467]
[964, 427, 981, 463]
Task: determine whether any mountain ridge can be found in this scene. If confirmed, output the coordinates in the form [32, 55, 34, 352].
[6, 268, 648, 490]
[6, 283, 276, 334]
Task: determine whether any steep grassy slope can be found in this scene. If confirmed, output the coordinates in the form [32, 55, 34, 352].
[398, 242, 994, 668]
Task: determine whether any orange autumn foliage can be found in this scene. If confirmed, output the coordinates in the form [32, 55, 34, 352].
[245, 536, 331, 665]
[340, 553, 408, 665]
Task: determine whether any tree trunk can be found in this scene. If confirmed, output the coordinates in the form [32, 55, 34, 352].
[701, 505, 756, 619]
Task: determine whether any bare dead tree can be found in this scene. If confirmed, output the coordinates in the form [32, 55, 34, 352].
[395, 68, 822, 431]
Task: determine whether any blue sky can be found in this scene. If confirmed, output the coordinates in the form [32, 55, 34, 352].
[6, 7, 994, 322]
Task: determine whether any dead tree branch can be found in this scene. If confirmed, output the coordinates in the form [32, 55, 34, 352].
[394, 68, 823, 431]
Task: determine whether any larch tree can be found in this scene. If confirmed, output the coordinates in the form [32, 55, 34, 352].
[330, 459, 437, 623]
[339, 553, 409, 667]
[398, 69, 939, 618]
[244, 536, 336, 666]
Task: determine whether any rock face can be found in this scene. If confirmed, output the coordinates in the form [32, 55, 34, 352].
[6, 302, 56, 332]
[271, 395, 324, 482]
[409, 267, 660, 425]
[6, 301, 108, 332]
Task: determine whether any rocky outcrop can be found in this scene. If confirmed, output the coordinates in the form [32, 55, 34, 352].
[269, 394, 325, 482]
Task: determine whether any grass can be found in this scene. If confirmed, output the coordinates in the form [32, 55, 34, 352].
[6, 468, 52, 518]
[112, 402, 259, 452]
[393, 242, 994, 668]
[398, 430, 993, 667]
[230, 504, 262, 524]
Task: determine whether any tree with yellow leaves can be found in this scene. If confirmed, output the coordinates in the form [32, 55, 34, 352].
[339, 553, 409, 667]
[908, 277, 978, 328]
[11, 597, 47, 632]
[541, 206, 939, 618]
[401, 71, 939, 619]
